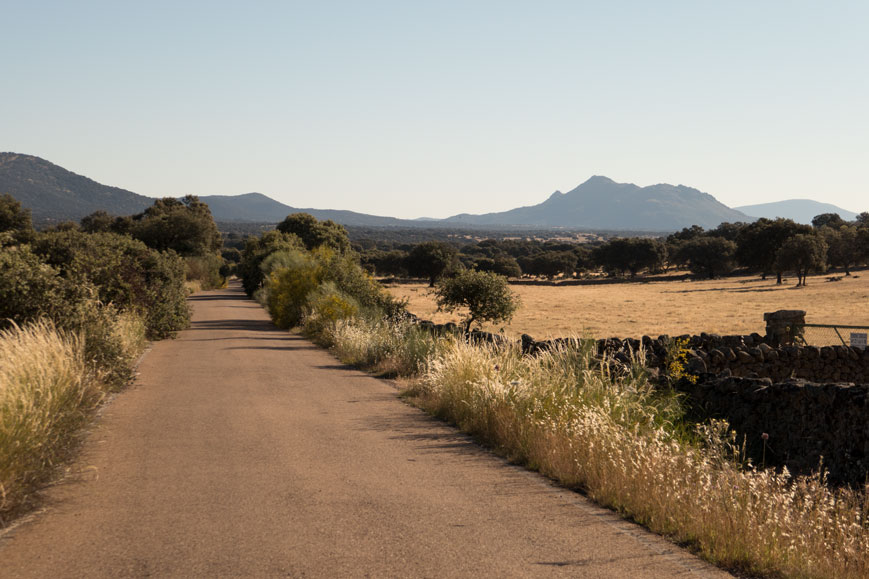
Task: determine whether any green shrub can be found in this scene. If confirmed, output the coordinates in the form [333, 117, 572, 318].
[238, 231, 304, 296]
[31, 230, 189, 339]
[265, 250, 323, 329]
[0, 245, 69, 324]
[0, 244, 148, 387]
[301, 282, 359, 342]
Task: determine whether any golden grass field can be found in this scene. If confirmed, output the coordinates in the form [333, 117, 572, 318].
[385, 269, 869, 339]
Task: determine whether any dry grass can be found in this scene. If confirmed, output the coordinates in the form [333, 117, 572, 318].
[408, 339, 869, 579]
[0, 315, 146, 524]
[387, 269, 869, 338]
[0, 322, 98, 522]
[185, 280, 203, 294]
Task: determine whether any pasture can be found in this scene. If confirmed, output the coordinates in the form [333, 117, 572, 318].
[385, 270, 869, 339]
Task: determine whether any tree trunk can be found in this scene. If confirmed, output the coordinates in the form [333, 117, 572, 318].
[776, 272, 782, 284]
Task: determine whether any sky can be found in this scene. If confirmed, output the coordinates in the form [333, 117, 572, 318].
[2, 1, 867, 219]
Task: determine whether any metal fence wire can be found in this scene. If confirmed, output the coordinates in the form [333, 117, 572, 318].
[798, 324, 869, 348]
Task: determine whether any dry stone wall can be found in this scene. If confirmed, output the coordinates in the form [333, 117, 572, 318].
[675, 376, 868, 486]
[407, 313, 868, 486]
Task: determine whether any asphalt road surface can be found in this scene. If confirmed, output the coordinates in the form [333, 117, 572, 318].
[0, 283, 730, 578]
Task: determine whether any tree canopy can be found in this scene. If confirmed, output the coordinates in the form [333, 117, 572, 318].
[434, 269, 520, 332]
[0, 193, 33, 243]
[674, 236, 736, 279]
[129, 195, 222, 256]
[276, 213, 350, 253]
[406, 241, 459, 286]
[775, 234, 828, 286]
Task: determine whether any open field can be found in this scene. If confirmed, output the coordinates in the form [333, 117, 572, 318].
[385, 269, 869, 339]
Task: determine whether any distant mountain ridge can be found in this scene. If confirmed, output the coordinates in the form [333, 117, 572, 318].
[4, 151, 857, 232]
[0, 153, 415, 226]
[735, 199, 858, 224]
[444, 176, 751, 230]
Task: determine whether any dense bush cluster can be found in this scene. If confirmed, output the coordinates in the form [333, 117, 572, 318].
[79, 195, 226, 290]
[238, 214, 406, 335]
[0, 194, 201, 385]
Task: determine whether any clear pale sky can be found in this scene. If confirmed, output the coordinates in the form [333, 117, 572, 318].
[3, 1, 867, 218]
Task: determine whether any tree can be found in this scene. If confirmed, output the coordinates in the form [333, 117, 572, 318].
[709, 222, 748, 242]
[130, 196, 222, 256]
[668, 225, 706, 242]
[774, 234, 827, 286]
[80, 210, 115, 233]
[276, 213, 350, 253]
[812, 213, 845, 230]
[434, 270, 520, 332]
[593, 237, 665, 277]
[360, 249, 410, 277]
[475, 255, 522, 278]
[518, 251, 577, 278]
[820, 225, 858, 275]
[735, 218, 811, 282]
[0, 194, 34, 243]
[406, 241, 458, 286]
[858, 226, 869, 264]
[675, 236, 736, 279]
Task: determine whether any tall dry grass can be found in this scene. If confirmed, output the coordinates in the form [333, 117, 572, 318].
[0, 315, 145, 524]
[408, 339, 868, 579]
[325, 315, 446, 377]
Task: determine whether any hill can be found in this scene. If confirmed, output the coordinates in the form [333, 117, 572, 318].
[444, 176, 751, 230]
[734, 199, 858, 224]
[0, 153, 153, 221]
[0, 153, 424, 227]
[2, 153, 776, 232]
[200, 193, 417, 226]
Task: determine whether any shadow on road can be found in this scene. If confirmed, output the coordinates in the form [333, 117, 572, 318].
[189, 319, 281, 333]
[187, 293, 249, 301]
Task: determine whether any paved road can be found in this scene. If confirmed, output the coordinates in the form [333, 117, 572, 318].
[0, 283, 730, 578]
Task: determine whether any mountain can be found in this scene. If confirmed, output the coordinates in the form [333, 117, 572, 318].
[0, 153, 416, 227]
[3, 152, 801, 232]
[443, 176, 751, 230]
[0, 153, 152, 221]
[734, 199, 858, 224]
[199, 193, 412, 226]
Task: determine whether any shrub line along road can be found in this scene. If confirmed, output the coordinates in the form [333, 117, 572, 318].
[0, 283, 730, 578]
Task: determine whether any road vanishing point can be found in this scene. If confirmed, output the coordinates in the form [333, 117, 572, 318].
[0, 282, 731, 578]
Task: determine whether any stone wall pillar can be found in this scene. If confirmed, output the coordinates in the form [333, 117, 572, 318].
[764, 310, 806, 346]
